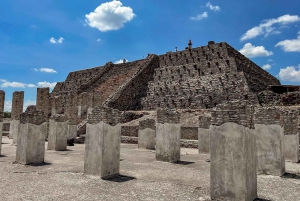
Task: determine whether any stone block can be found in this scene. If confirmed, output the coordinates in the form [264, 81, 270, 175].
[68, 124, 77, 140]
[48, 119, 68, 151]
[138, 119, 156, 150]
[16, 110, 47, 165]
[0, 122, 2, 155]
[198, 128, 210, 153]
[210, 123, 257, 201]
[155, 123, 181, 162]
[254, 124, 285, 176]
[84, 122, 121, 178]
[9, 119, 19, 144]
[78, 106, 82, 118]
[284, 134, 299, 163]
[138, 128, 155, 149]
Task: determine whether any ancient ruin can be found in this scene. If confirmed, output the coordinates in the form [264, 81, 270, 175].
[1, 40, 300, 200]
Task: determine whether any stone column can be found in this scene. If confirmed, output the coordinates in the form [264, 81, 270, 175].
[155, 109, 181, 162]
[254, 107, 285, 176]
[36, 87, 50, 117]
[210, 123, 257, 201]
[51, 95, 63, 116]
[84, 106, 121, 179]
[0, 90, 4, 155]
[16, 111, 47, 165]
[198, 115, 211, 154]
[138, 119, 156, 150]
[9, 91, 24, 145]
[210, 104, 257, 201]
[78, 92, 88, 118]
[48, 115, 68, 151]
[87, 92, 94, 115]
[282, 110, 299, 163]
[66, 93, 78, 142]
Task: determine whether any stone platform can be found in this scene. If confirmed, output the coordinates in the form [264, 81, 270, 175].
[0, 137, 300, 201]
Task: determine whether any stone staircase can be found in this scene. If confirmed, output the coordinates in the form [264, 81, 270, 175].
[77, 54, 157, 131]
[102, 54, 156, 107]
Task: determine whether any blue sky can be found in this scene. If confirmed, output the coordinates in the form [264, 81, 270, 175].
[1, 0, 300, 111]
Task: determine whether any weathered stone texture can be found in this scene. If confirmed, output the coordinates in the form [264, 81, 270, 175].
[0, 90, 4, 122]
[211, 101, 254, 128]
[253, 107, 285, 176]
[180, 127, 198, 140]
[11, 91, 24, 120]
[16, 111, 47, 165]
[139, 119, 155, 130]
[88, 106, 121, 126]
[25, 105, 36, 113]
[210, 123, 257, 201]
[36, 87, 50, 116]
[156, 109, 181, 162]
[65, 93, 78, 125]
[157, 109, 181, 124]
[138, 119, 156, 150]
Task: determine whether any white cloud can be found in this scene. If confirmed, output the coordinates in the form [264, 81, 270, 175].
[40, 68, 57, 73]
[190, 12, 208, 21]
[33, 68, 57, 73]
[262, 64, 272, 70]
[278, 64, 300, 82]
[115, 58, 128, 64]
[275, 31, 300, 52]
[267, 59, 273, 62]
[85, 0, 136, 32]
[50, 37, 64, 44]
[240, 14, 300, 41]
[27, 84, 36, 88]
[37, 81, 57, 89]
[97, 38, 101, 42]
[206, 2, 220, 11]
[239, 43, 273, 58]
[0, 79, 26, 88]
[4, 100, 12, 112]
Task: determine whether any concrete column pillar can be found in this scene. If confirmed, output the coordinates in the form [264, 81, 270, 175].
[36, 87, 50, 116]
[0, 122, 3, 156]
[138, 119, 156, 150]
[48, 116, 68, 151]
[282, 110, 299, 162]
[84, 106, 121, 179]
[16, 111, 47, 165]
[155, 109, 181, 162]
[9, 91, 24, 143]
[254, 107, 285, 176]
[0, 90, 4, 155]
[210, 123, 257, 201]
[198, 115, 211, 154]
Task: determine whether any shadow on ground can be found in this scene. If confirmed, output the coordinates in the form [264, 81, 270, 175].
[174, 160, 195, 165]
[282, 172, 300, 180]
[104, 174, 136, 183]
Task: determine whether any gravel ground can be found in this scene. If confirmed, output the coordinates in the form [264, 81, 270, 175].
[0, 137, 299, 201]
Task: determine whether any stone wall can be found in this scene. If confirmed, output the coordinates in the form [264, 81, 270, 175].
[0, 90, 4, 122]
[253, 107, 282, 125]
[20, 110, 46, 125]
[258, 90, 300, 106]
[211, 101, 254, 128]
[181, 127, 198, 140]
[11, 91, 24, 120]
[87, 106, 121, 126]
[227, 44, 281, 92]
[141, 42, 260, 110]
[107, 55, 160, 110]
[121, 125, 139, 137]
[157, 109, 181, 124]
[36, 88, 50, 116]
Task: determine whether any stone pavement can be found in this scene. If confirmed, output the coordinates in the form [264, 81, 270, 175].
[0, 137, 300, 201]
